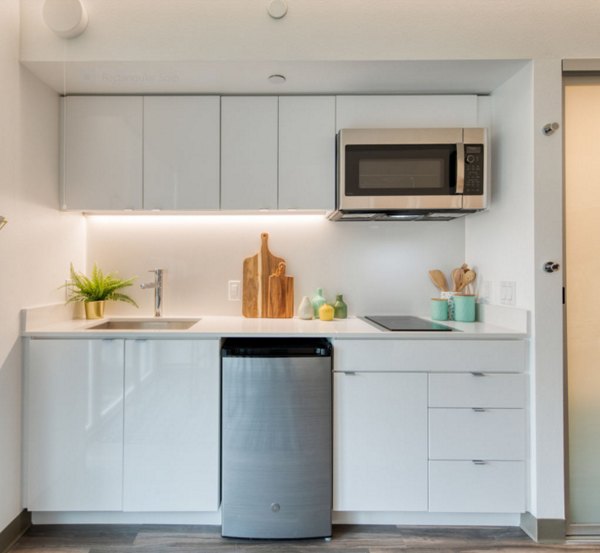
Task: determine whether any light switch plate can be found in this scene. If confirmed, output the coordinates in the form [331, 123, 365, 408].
[228, 280, 241, 301]
[500, 281, 516, 306]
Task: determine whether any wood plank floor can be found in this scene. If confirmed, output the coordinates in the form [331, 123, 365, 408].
[8, 525, 600, 553]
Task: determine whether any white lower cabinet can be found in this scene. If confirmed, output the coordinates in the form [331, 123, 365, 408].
[429, 408, 526, 461]
[429, 461, 526, 513]
[333, 372, 428, 511]
[26, 338, 220, 513]
[27, 339, 125, 511]
[333, 339, 527, 515]
[427, 372, 527, 513]
[123, 339, 220, 511]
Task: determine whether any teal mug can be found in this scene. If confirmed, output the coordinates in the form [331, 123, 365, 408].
[430, 298, 449, 321]
[453, 294, 476, 322]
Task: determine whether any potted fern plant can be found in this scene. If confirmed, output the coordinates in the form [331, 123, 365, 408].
[65, 263, 138, 319]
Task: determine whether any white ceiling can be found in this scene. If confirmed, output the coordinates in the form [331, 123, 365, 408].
[22, 59, 528, 95]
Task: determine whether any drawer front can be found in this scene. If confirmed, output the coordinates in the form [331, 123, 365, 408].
[429, 460, 526, 513]
[429, 373, 527, 408]
[429, 408, 525, 460]
[334, 340, 526, 373]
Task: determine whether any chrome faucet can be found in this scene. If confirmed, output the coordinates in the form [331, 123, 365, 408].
[140, 269, 164, 317]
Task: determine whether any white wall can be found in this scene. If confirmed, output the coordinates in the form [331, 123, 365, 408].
[19, 0, 600, 62]
[0, 0, 85, 532]
[466, 63, 534, 309]
[86, 215, 465, 318]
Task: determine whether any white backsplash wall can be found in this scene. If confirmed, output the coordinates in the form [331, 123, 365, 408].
[86, 214, 465, 317]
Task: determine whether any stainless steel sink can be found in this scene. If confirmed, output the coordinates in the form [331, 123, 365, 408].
[88, 319, 200, 330]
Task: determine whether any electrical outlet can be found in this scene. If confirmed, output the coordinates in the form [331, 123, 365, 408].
[228, 280, 241, 301]
[500, 281, 516, 306]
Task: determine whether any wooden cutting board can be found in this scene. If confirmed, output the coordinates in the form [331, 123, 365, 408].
[242, 233, 286, 318]
[266, 262, 294, 318]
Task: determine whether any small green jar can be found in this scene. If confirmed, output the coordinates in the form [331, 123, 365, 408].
[333, 294, 348, 319]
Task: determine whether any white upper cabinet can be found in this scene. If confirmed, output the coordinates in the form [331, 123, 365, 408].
[221, 96, 279, 210]
[278, 96, 335, 210]
[62, 96, 143, 210]
[143, 96, 220, 210]
[335, 95, 479, 130]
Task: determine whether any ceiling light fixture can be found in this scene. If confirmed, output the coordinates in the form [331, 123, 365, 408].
[42, 0, 88, 39]
[267, 0, 288, 19]
[268, 74, 286, 84]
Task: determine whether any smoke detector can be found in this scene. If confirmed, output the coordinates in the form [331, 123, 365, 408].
[268, 0, 288, 19]
[42, 0, 88, 38]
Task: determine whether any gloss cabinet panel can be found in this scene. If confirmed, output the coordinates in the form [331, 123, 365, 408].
[143, 96, 220, 210]
[26, 339, 125, 511]
[333, 372, 428, 511]
[220, 96, 279, 210]
[123, 339, 220, 511]
[61, 96, 143, 210]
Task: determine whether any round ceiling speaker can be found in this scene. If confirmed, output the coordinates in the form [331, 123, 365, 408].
[42, 0, 88, 39]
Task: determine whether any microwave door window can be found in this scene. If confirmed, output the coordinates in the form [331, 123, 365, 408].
[345, 145, 456, 196]
[358, 158, 444, 190]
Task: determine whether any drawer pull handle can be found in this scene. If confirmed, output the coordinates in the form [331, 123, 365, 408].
[471, 372, 485, 377]
[472, 460, 487, 465]
[342, 371, 357, 375]
[472, 407, 487, 413]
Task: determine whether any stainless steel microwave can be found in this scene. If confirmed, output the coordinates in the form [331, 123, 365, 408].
[328, 127, 488, 221]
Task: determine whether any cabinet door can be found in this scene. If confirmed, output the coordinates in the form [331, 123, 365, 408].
[429, 461, 526, 513]
[221, 97, 278, 209]
[279, 96, 335, 210]
[333, 372, 428, 511]
[27, 339, 124, 511]
[335, 95, 479, 130]
[143, 96, 220, 210]
[429, 408, 526, 461]
[123, 339, 220, 511]
[62, 96, 143, 209]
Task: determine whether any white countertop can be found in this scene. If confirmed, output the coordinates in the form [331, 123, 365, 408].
[22, 308, 528, 340]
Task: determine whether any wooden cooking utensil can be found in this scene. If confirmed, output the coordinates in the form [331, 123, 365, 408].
[242, 233, 285, 318]
[451, 268, 462, 292]
[428, 270, 449, 292]
[266, 262, 294, 318]
[457, 269, 476, 292]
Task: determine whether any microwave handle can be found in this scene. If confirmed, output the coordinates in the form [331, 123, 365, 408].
[456, 142, 465, 194]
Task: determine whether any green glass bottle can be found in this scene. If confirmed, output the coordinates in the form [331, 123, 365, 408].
[311, 288, 326, 318]
[333, 294, 348, 319]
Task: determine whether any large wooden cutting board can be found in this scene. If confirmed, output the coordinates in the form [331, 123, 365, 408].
[242, 233, 286, 318]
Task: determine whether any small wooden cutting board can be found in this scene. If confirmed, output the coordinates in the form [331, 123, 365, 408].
[242, 233, 286, 318]
[267, 262, 294, 318]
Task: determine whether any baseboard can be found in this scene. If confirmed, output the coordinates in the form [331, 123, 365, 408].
[520, 511, 565, 543]
[0, 510, 31, 553]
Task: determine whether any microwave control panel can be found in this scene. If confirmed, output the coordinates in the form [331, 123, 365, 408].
[464, 145, 484, 195]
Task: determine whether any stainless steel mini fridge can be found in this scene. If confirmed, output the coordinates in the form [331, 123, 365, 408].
[221, 338, 332, 539]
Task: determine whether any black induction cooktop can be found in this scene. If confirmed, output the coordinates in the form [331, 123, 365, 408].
[364, 315, 454, 332]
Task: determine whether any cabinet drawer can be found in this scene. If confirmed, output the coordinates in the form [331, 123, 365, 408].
[429, 408, 525, 460]
[429, 373, 526, 408]
[334, 340, 526, 373]
[429, 460, 526, 513]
